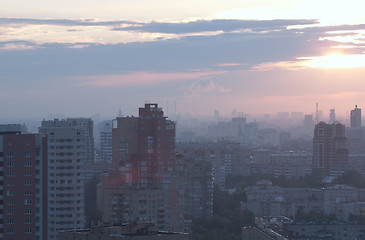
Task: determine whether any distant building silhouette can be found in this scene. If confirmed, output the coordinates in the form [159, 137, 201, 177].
[279, 131, 291, 149]
[351, 105, 361, 127]
[315, 102, 319, 123]
[313, 121, 349, 176]
[329, 108, 336, 124]
[303, 115, 314, 134]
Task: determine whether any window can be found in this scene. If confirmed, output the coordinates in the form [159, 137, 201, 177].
[6, 199, 14, 206]
[24, 189, 32, 195]
[6, 152, 14, 158]
[6, 189, 14, 196]
[6, 180, 14, 186]
[6, 208, 14, 215]
[25, 227, 32, 233]
[6, 170, 14, 177]
[6, 161, 14, 167]
[6, 219, 14, 224]
[6, 227, 14, 234]
[25, 170, 32, 176]
[24, 208, 32, 215]
[24, 199, 32, 205]
[24, 152, 32, 157]
[24, 161, 32, 167]
[24, 179, 32, 186]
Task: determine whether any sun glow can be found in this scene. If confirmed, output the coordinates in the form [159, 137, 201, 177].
[299, 54, 365, 69]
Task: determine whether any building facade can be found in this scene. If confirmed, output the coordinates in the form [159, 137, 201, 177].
[99, 120, 112, 163]
[313, 121, 349, 176]
[39, 118, 94, 240]
[102, 104, 184, 232]
[183, 157, 213, 219]
[351, 105, 361, 128]
[59, 222, 189, 240]
[0, 124, 48, 240]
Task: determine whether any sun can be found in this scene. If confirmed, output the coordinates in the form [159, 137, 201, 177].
[298, 54, 365, 69]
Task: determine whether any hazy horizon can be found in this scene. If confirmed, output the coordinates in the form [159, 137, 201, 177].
[2, 1, 365, 118]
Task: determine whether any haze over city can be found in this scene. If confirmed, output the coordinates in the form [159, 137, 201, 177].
[5, 2, 365, 240]
[2, 0, 365, 118]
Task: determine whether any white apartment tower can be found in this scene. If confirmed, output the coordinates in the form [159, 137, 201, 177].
[39, 118, 94, 240]
[351, 105, 361, 128]
[99, 120, 112, 163]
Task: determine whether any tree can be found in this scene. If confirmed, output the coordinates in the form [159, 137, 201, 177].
[85, 175, 102, 227]
[192, 185, 254, 240]
[334, 169, 365, 188]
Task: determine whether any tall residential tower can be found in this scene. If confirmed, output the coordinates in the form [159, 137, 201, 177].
[0, 124, 48, 240]
[313, 121, 349, 176]
[351, 105, 361, 127]
[102, 104, 184, 232]
[39, 118, 94, 240]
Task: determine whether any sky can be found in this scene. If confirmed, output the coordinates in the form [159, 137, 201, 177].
[2, 0, 365, 119]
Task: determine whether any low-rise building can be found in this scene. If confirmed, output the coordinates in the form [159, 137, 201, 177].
[285, 223, 365, 240]
[59, 222, 189, 240]
[249, 151, 312, 177]
[244, 183, 365, 221]
[241, 226, 276, 240]
[244, 181, 323, 218]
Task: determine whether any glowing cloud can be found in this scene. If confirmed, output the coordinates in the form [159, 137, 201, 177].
[252, 54, 365, 71]
[299, 54, 365, 69]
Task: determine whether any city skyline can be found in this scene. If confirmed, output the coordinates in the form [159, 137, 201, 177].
[2, 1, 365, 117]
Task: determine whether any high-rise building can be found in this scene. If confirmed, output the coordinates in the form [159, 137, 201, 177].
[99, 120, 112, 163]
[303, 115, 314, 129]
[329, 108, 336, 124]
[101, 104, 184, 232]
[39, 118, 94, 240]
[183, 157, 213, 219]
[0, 124, 48, 240]
[351, 105, 361, 127]
[313, 121, 349, 176]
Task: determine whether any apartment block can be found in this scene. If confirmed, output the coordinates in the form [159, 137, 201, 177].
[39, 118, 94, 239]
[183, 157, 213, 219]
[101, 104, 184, 232]
[0, 124, 48, 240]
[313, 121, 349, 176]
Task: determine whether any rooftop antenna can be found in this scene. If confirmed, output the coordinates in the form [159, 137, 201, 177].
[117, 106, 123, 117]
[166, 100, 169, 116]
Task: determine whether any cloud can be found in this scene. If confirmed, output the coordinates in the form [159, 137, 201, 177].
[113, 19, 318, 34]
[216, 63, 241, 67]
[0, 18, 134, 27]
[183, 79, 231, 100]
[76, 70, 226, 87]
[1, 17, 365, 89]
[0, 41, 38, 50]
